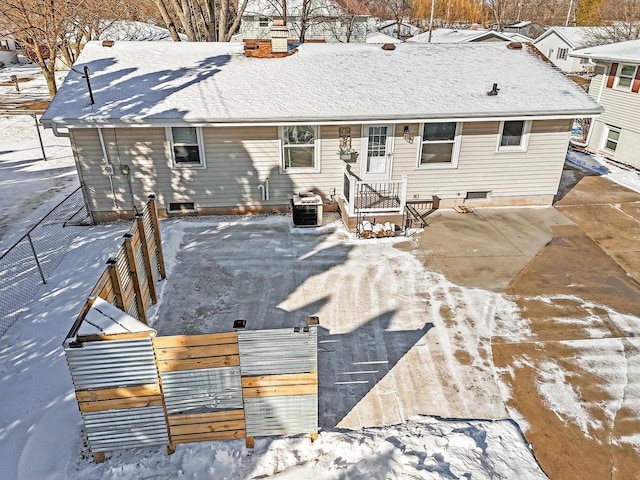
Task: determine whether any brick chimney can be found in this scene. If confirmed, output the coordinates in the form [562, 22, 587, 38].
[271, 19, 288, 54]
[471, 23, 479, 30]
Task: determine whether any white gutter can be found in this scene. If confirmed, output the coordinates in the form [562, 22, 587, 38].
[43, 111, 603, 130]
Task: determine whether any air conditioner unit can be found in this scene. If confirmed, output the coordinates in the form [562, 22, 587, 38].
[291, 193, 323, 227]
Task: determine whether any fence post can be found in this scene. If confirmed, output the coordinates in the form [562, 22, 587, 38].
[349, 178, 356, 216]
[136, 214, 158, 304]
[106, 258, 126, 311]
[147, 195, 166, 280]
[27, 233, 46, 284]
[123, 232, 147, 324]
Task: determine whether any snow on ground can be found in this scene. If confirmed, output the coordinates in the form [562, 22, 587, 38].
[0, 112, 78, 252]
[566, 148, 640, 193]
[66, 417, 546, 480]
[0, 215, 549, 480]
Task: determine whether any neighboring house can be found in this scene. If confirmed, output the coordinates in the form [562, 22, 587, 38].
[0, 35, 18, 51]
[377, 20, 421, 40]
[240, 0, 369, 42]
[407, 28, 532, 44]
[40, 39, 600, 224]
[571, 39, 640, 170]
[533, 26, 607, 73]
[501, 21, 542, 39]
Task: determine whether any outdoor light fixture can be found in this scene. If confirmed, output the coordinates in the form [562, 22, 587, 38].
[120, 164, 130, 175]
[403, 126, 412, 143]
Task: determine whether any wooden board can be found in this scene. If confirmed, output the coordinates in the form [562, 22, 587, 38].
[156, 355, 240, 372]
[241, 372, 317, 388]
[153, 332, 238, 348]
[78, 395, 163, 413]
[169, 419, 245, 436]
[76, 383, 160, 402]
[155, 343, 239, 361]
[171, 429, 245, 444]
[168, 409, 245, 426]
[242, 384, 317, 398]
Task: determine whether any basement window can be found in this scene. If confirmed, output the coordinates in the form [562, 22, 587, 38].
[465, 191, 490, 200]
[167, 202, 196, 213]
[167, 127, 206, 168]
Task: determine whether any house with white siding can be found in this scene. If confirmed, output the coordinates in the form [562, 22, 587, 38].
[533, 26, 607, 73]
[571, 39, 640, 170]
[40, 38, 600, 224]
[407, 28, 532, 44]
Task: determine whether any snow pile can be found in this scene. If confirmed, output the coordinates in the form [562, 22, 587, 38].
[565, 149, 609, 175]
[565, 148, 640, 193]
[66, 417, 547, 480]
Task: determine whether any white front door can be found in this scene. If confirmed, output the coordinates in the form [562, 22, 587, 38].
[361, 124, 394, 182]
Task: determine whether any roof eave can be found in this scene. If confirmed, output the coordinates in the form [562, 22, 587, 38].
[41, 108, 604, 129]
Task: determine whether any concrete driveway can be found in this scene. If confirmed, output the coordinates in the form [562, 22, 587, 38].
[152, 171, 640, 480]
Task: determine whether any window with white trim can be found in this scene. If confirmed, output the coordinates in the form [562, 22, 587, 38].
[616, 64, 637, 90]
[281, 125, 319, 171]
[498, 120, 531, 151]
[419, 122, 460, 167]
[168, 127, 205, 167]
[557, 48, 568, 60]
[259, 16, 269, 27]
[604, 126, 621, 152]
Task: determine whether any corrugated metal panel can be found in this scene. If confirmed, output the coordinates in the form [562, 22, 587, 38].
[65, 338, 158, 389]
[244, 395, 317, 437]
[116, 249, 131, 291]
[150, 250, 159, 284]
[82, 406, 169, 451]
[126, 298, 139, 320]
[238, 328, 317, 376]
[161, 366, 242, 414]
[135, 244, 147, 286]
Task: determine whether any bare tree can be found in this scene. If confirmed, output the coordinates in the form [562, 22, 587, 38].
[0, 0, 78, 97]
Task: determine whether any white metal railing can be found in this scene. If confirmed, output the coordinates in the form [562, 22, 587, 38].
[342, 166, 407, 216]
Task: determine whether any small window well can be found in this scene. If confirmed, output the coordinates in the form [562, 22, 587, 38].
[465, 191, 490, 200]
[168, 202, 196, 213]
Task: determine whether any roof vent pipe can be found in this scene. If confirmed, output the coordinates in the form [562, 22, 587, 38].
[488, 83, 500, 96]
[507, 42, 523, 50]
[382, 43, 396, 51]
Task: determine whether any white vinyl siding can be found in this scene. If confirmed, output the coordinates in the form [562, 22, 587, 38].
[392, 120, 571, 201]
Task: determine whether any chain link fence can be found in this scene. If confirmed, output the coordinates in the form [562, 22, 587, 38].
[0, 186, 92, 338]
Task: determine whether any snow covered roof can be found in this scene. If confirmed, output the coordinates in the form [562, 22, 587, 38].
[534, 27, 606, 50]
[41, 41, 601, 127]
[365, 32, 401, 44]
[75, 297, 156, 339]
[99, 20, 187, 42]
[407, 28, 513, 44]
[571, 39, 640, 64]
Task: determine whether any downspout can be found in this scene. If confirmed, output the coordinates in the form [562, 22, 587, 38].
[571, 60, 606, 148]
[97, 126, 118, 209]
[51, 123, 70, 137]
